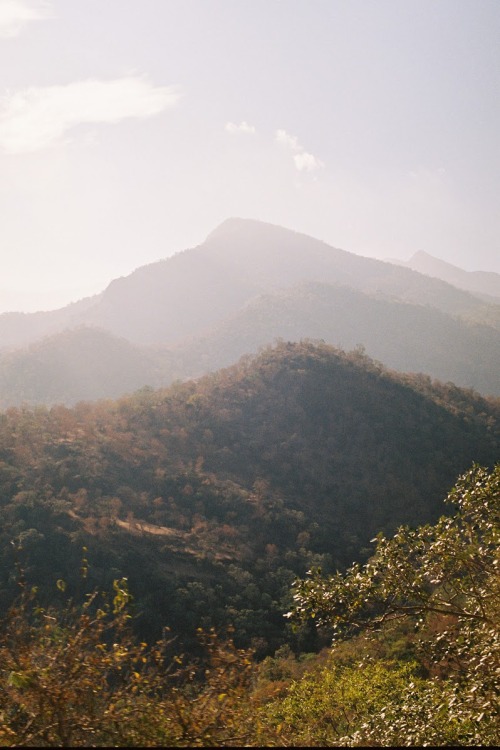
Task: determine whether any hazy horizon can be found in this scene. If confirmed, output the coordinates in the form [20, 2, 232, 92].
[1, 0, 499, 313]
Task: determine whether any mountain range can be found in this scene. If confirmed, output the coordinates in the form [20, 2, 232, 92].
[1, 217, 500, 406]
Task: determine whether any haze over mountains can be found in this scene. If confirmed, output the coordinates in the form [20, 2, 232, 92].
[1, 217, 500, 407]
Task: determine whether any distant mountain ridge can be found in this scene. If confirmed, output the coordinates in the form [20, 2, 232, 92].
[1, 217, 500, 405]
[0, 327, 168, 407]
[393, 249, 500, 301]
[2, 218, 499, 350]
[0, 295, 100, 351]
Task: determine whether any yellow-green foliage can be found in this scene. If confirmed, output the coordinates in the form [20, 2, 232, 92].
[0, 579, 258, 747]
[260, 657, 421, 746]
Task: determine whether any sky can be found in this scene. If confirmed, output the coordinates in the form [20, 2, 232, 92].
[0, 0, 499, 312]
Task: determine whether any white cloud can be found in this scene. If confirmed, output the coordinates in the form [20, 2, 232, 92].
[275, 128, 324, 172]
[293, 151, 324, 172]
[275, 128, 300, 151]
[0, 77, 181, 154]
[0, 0, 52, 38]
[225, 120, 256, 135]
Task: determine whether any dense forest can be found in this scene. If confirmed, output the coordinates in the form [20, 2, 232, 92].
[0, 341, 498, 660]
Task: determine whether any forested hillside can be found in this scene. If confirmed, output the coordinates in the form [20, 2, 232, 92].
[1, 341, 498, 654]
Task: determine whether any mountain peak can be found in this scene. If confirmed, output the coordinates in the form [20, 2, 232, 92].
[409, 250, 435, 262]
[408, 250, 459, 273]
[205, 217, 295, 244]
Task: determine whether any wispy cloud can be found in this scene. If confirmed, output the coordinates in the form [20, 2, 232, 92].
[225, 120, 256, 135]
[275, 128, 300, 151]
[293, 151, 324, 172]
[0, 76, 181, 154]
[275, 127, 324, 172]
[0, 0, 52, 38]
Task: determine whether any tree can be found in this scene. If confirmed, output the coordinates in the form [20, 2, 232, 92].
[287, 464, 500, 746]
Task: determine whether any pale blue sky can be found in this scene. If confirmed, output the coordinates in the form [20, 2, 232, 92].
[1, 0, 499, 311]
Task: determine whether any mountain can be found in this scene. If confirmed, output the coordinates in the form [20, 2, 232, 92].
[0, 341, 498, 651]
[200, 220, 500, 324]
[395, 249, 500, 301]
[72, 219, 500, 341]
[2, 219, 500, 353]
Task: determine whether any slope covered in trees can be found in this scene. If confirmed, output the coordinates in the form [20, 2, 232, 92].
[0, 341, 498, 655]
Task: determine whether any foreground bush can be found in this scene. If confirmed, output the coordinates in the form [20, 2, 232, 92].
[0, 577, 257, 747]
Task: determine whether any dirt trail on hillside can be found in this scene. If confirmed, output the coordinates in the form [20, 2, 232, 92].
[114, 517, 185, 538]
